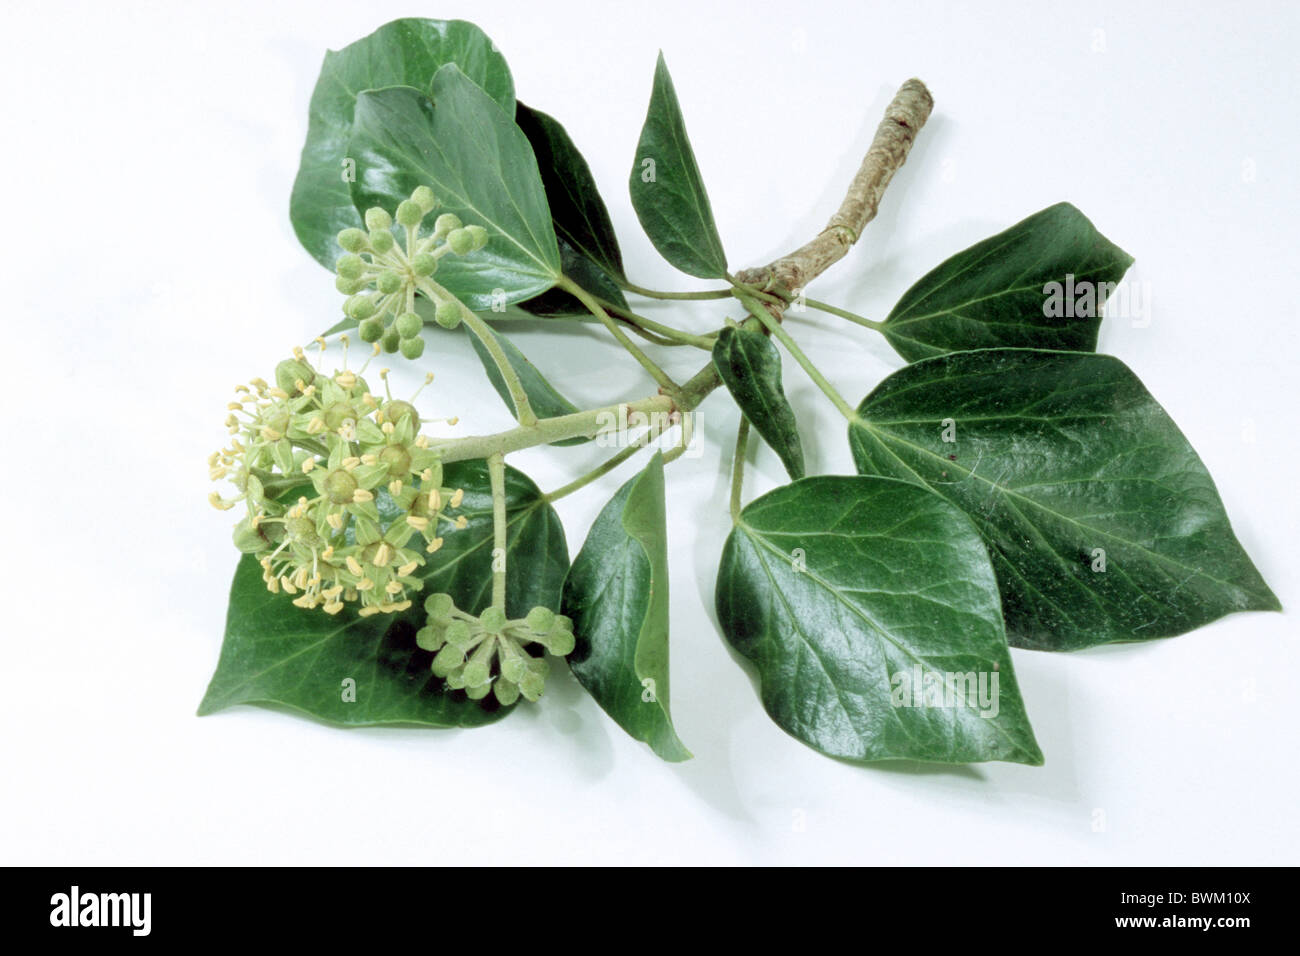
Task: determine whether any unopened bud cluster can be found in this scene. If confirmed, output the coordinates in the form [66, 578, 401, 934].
[334, 186, 489, 358]
[209, 340, 468, 616]
[417, 596, 575, 704]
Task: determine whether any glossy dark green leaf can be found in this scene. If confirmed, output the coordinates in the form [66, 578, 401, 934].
[564, 454, 691, 761]
[716, 476, 1042, 765]
[849, 349, 1280, 650]
[516, 102, 627, 283]
[289, 18, 514, 269]
[515, 238, 629, 318]
[465, 323, 589, 445]
[348, 69, 561, 311]
[882, 203, 1134, 362]
[199, 461, 568, 724]
[628, 53, 728, 279]
[712, 326, 805, 480]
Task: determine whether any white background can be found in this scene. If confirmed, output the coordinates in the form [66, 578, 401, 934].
[3, 0, 1297, 865]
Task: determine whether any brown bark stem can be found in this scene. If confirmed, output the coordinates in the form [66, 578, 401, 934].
[733, 78, 933, 297]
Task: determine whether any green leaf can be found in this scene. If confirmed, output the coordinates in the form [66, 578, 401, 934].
[289, 18, 514, 269]
[515, 102, 627, 281]
[882, 203, 1134, 362]
[848, 349, 1280, 650]
[564, 453, 691, 761]
[716, 476, 1042, 766]
[514, 103, 628, 317]
[199, 461, 568, 724]
[712, 326, 805, 480]
[348, 68, 561, 311]
[515, 239, 629, 318]
[628, 53, 728, 279]
[465, 323, 590, 445]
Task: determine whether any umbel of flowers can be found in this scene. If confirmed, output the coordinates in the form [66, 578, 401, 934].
[333, 185, 489, 358]
[209, 338, 467, 617]
[418, 597, 575, 705]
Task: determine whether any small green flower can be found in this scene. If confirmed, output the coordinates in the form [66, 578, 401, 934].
[330, 189, 492, 356]
[417, 595, 575, 704]
[209, 340, 464, 618]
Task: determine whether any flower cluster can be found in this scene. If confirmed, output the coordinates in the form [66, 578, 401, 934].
[417, 596, 576, 704]
[334, 186, 490, 358]
[209, 339, 466, 616]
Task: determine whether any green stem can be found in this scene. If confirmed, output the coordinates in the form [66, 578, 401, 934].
[733, 286, 858, 421]
[623, 281, 733, 301]
[417, 277, 539, 428]
[488, 452, 507, 611]
[559, 274, 682, 398]
[730, 416, 750, 522]
[543, 418, 668, 503]
[801, 297, 884, 332]
[605, 302, 717, 349]
[428, 393, 677, 464]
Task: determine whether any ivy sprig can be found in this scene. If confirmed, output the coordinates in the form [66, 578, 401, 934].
[202, 16, 1279, 771]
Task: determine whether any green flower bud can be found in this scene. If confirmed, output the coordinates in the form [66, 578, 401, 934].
[447, 228, 475, 256]
[411, 252, 438, 276]
[411, 185, 437, 213]
[416, 625, 445, 652]
[465, 681, 491, 700]
[395, 311, 423, 338]
[519, 671, 546, 702]
[336, 253, 365, 280]
[445, 620, 475, 649]
[434, 213, 462, 237]
[364, 207, 392, 232]
[525, 606, 555, 635]
[445, 671, 467, 690]
[376, 271, 402, 295]
[337, 227, 367, 252]
[396, 199, 423, 227]
[347, 294, 378, 320]
[501, 654, 527, 685]
[466, 225, 489, 250]
[424, 592, 455, 620]
[494, 679, 520, 706]
[462, 659, 490, 688]
[358, 316, 385, 343]
[369, 229, 395, 254]
[335, 275, 365, 295]
[275, 358, 315, 395]
[434, 300, 461, 329]
[480, 607, 507, 632]
[399, 336, 425, 360]
[432, 643, 465, 678]
[547, 628, 576, 657]
[380, 327, 401, 353]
